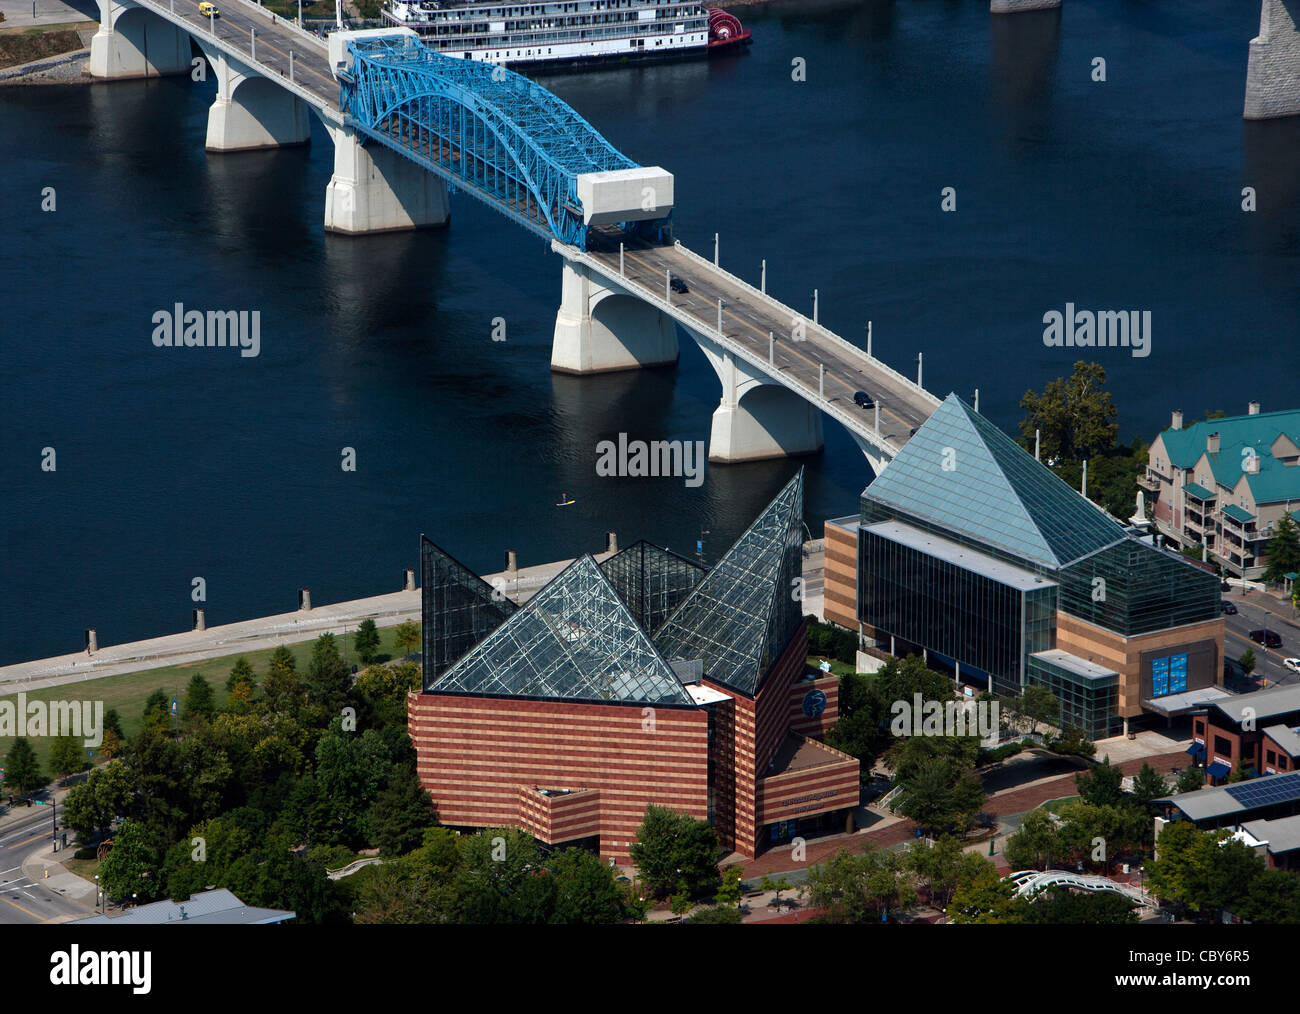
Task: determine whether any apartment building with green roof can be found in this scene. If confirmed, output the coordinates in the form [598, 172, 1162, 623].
[1144, 402, 1300, 578]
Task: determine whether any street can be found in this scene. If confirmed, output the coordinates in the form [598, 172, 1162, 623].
[0, 805, 90, 925]
[1221, 588, 1300, 690]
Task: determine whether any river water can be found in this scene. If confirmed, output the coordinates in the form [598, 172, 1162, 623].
[2, 0, 1297, 664]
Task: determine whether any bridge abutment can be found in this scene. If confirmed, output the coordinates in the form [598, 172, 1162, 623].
[700, 344, 823, 464]
[89, 0, 191, 80]
[324, 125, 450, 234]
[551, 259, 678, 374]
[202, 48, 311, 152]
[1245, 0, 1300, 119]
[990, 0, 1061, 12]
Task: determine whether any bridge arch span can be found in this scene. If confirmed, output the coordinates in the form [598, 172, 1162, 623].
[551, 260, 677, 374]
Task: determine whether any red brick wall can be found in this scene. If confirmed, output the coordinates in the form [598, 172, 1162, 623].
[408, 692, 709, 859]
[757, 739, 859, 826]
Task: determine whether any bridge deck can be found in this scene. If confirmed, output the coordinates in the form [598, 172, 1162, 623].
[137, 0, 338, 110]
[585, 239, 940, 455]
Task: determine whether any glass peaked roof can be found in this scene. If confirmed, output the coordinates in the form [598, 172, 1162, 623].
[653, 470, 805, 698]
[421, 536, 518, 689]
[862, 394, 1125, 569]
[428, 554, 694, 706]
[600, 540, 706, 635]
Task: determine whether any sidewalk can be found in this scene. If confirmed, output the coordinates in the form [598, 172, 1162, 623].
[0, 552, 610, 694]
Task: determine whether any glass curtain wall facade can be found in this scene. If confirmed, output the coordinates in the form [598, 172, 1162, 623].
[859, 525, 1056, 698]
[1058, 541, 1221, 636]
[1027, 654, 1121, 740]
[421, 536, 518, 690]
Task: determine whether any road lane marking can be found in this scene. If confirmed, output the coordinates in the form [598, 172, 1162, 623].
[0, 893, 42, 920]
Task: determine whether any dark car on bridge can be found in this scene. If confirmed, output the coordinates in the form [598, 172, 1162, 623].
[853, 391, 874, 409]
[1250, 628, 1283, 649]
[1221, 601, 1238, 615]
[670, 276, 689, 294]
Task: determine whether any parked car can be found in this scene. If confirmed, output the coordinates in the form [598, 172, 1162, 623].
[1250, 628, 1283, 649]
[1221, 601, 1238, 615]
[669, 276, 689, 294]
[1285, 658, 1300, 674]
[853, 391, 874, 409]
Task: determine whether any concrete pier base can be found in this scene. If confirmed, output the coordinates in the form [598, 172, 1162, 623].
[202, 48, 310, 152]
[1244, 0, 1300, 120]
[703, 346, 822, 463]
[991, 0, 1061, 12]
[324, 125, 450, 234]
[89, 0, 191, 80]
[551, 258, 678, 374]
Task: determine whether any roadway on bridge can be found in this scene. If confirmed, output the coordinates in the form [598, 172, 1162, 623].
[164, 0, 337, 107]
[592, 241, 936, 453]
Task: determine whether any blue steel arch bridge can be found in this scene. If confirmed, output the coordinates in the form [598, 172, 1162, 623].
[337, 32, 671, 250]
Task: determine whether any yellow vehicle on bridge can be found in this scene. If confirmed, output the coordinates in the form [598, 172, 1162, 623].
[198, 2, 219, 16]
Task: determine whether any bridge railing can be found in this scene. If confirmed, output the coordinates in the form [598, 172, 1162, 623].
[135, 0, 338, 115]
[567, 243, 900, 458]
[670, 241, 941, 411]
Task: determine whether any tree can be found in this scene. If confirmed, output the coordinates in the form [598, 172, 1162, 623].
[394, 620, 421, 658]
[141, 689, 173, 734]
[1021, 888, 1137, 924]
[948, 863, 1025, 924]
[806, 847, 916, 924]
[262, 646, 303, 716]
[1003, 808, 1064, 871]
[1021, 685, 1059, 736]
[1175, 766, 1206, 794]
[1018, 362, 1119, 463]
[1129, 763, 1168, 809]
[629, 804, 720, 899]
[714, 864, 745, 908]
[1240, 649, 1257, 676]
[1076, 756, 1124, 808]
[226, 656, 257, 694]
[907, 835, 967, 908]
[49, 737, 85, 782]
[182, 673, 216, 722]
[548, 848, 627, 924]
[1235, 868, 1300, 924]
[62, 762, 136, 840]
[354, 619, 381, 664]
[453, 828, 554, 924]
[688, 904, 744, 924]
[1050, 725, 1097, 758]
[367, 764, 437, 857]
[304, 633, 352, 717]
[894, 756, 985, 836]
[99, 819, 164, 903]
[3, 738, 45, 795]
[1264, 512, 1300, 585]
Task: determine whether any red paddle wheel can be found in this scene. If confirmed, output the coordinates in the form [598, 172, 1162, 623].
[707, 8, 752, 50]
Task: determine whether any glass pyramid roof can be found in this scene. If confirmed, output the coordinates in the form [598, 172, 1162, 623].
[653, 470, 805, 697]
[862, 394, 1125, 569]
[428, 554, 694, 706]
[600, 540, 707, 635]
[420, 536, 518, 689]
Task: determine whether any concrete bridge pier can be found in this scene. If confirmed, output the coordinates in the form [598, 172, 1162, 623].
[693, 334, 822, 463]
[323, 125, 450, 234]
[89, 0, 192, 80]
[1245, 0, 1300, 119]
[848, 432, 893, 480]
[551, 258, 678, 374]
[200, 47, 311, 152]
[990, 0, 1061, 11]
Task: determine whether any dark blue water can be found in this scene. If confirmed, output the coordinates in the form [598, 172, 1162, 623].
[3, 0, 1298, 665]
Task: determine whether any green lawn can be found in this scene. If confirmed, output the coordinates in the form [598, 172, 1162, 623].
[1040, 795, 1081, 815]
[807, 656, 855, 679]
[0, 624, 415, 776]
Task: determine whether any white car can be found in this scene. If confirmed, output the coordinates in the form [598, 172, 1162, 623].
[1284, 658, 1300, 674]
